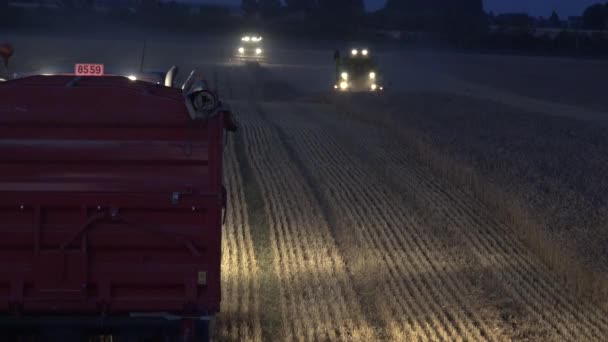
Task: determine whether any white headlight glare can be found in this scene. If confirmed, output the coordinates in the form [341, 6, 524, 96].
[340, 81, 348, 90]
[362, 49, 369, 56]
[0, 78, 5, 82]
[369, 72, 376, 79]
[371, 84, 377, 91]
[351, 49, 358, 56]
[242, 36, 251, 42]
[127, 75, 137, 81]
[341, 72, 348, 80]
[255, 48, 262, 55]
[238, 47, 245, 53]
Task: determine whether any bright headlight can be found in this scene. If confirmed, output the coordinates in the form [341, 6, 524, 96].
[340, 81, 348, 90]
[238, 47, 245, 54]
[371, 84, 377, 91]
[242, 36, 251, 42]
[351, 49, 358, 56]
[0, 78, 5, 82]
[127, 75, 137, 81]
[369, 72, 376, 79]
[362, 49, 369, 56]
[255, 48, 262, 55]
[341, 72, 348, 80]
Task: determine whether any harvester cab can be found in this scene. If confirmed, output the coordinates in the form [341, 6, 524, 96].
[236, 34, 264, 61]
[334, 48, 384, 93]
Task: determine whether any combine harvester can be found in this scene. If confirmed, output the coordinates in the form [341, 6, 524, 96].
[0, 64, 236, 341]
[333, 47, 385, 93]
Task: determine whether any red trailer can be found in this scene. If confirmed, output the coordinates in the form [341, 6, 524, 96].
[0, 75, 236, 341]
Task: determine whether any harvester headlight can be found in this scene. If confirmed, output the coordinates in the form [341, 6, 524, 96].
[362, 49, 369, 56]
[255, 48, 262, 55]
[242, 36, 251, 42]
[340, 81, 348, 90]
[127, 75, 137, 81]
[341, 72, 348, 80]
[369, 72, 376, 79]
[0, 78, 5, 82]
[351, 49, 358, 56]
[371, 84, 378, 91]
[334, 84, 338, 89]
[238, 47, 245, 54]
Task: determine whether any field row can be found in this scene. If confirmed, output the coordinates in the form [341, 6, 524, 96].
[215, 65, 608, 341]
[300, 102, 608, 340]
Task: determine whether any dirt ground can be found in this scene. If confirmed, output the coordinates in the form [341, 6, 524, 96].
[4, 32, 608, 341]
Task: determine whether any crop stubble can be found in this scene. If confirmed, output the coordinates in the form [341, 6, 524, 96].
[215, 65, 608, 341]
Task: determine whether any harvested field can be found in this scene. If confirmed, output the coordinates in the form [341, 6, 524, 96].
[212, 64, 608, 340]
[5, 32, 608, 341]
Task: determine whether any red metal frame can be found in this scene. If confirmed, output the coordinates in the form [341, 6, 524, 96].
[0, 76, 229, 321]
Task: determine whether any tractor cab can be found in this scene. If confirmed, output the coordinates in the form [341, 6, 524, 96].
[334, 48, 384, 92]
[236, 34, 264, 61]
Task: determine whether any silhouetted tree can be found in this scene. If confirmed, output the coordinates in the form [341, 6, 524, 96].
[494, 13, 532, 28]
[284, 0, 317, 12]
[582, 3, 608, 30]
[549, 10, 561, 27]
[139, 0, 160, 13]
[260, 0, 282, 18]
[316, 0, 365, 31]
[242, 0, 258, 16]
[57, 0, 94, 9]
[382, 0, 486, 37]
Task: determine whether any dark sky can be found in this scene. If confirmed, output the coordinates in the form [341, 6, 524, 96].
[197, 0, 598, 17]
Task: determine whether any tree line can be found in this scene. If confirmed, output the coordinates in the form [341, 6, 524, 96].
[1, 0, 607, 56]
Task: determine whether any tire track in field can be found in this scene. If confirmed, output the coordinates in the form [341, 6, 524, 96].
[313, 103, 608, 341]
[261, 102, 500, 341]
[253, 106, 441, 341]
[226, 69, 375, 341]
[237, 108, 375, 341]
[215, 137, 263, 342]
[344, 120, 603, 341]
[367, 133, 608, 339]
